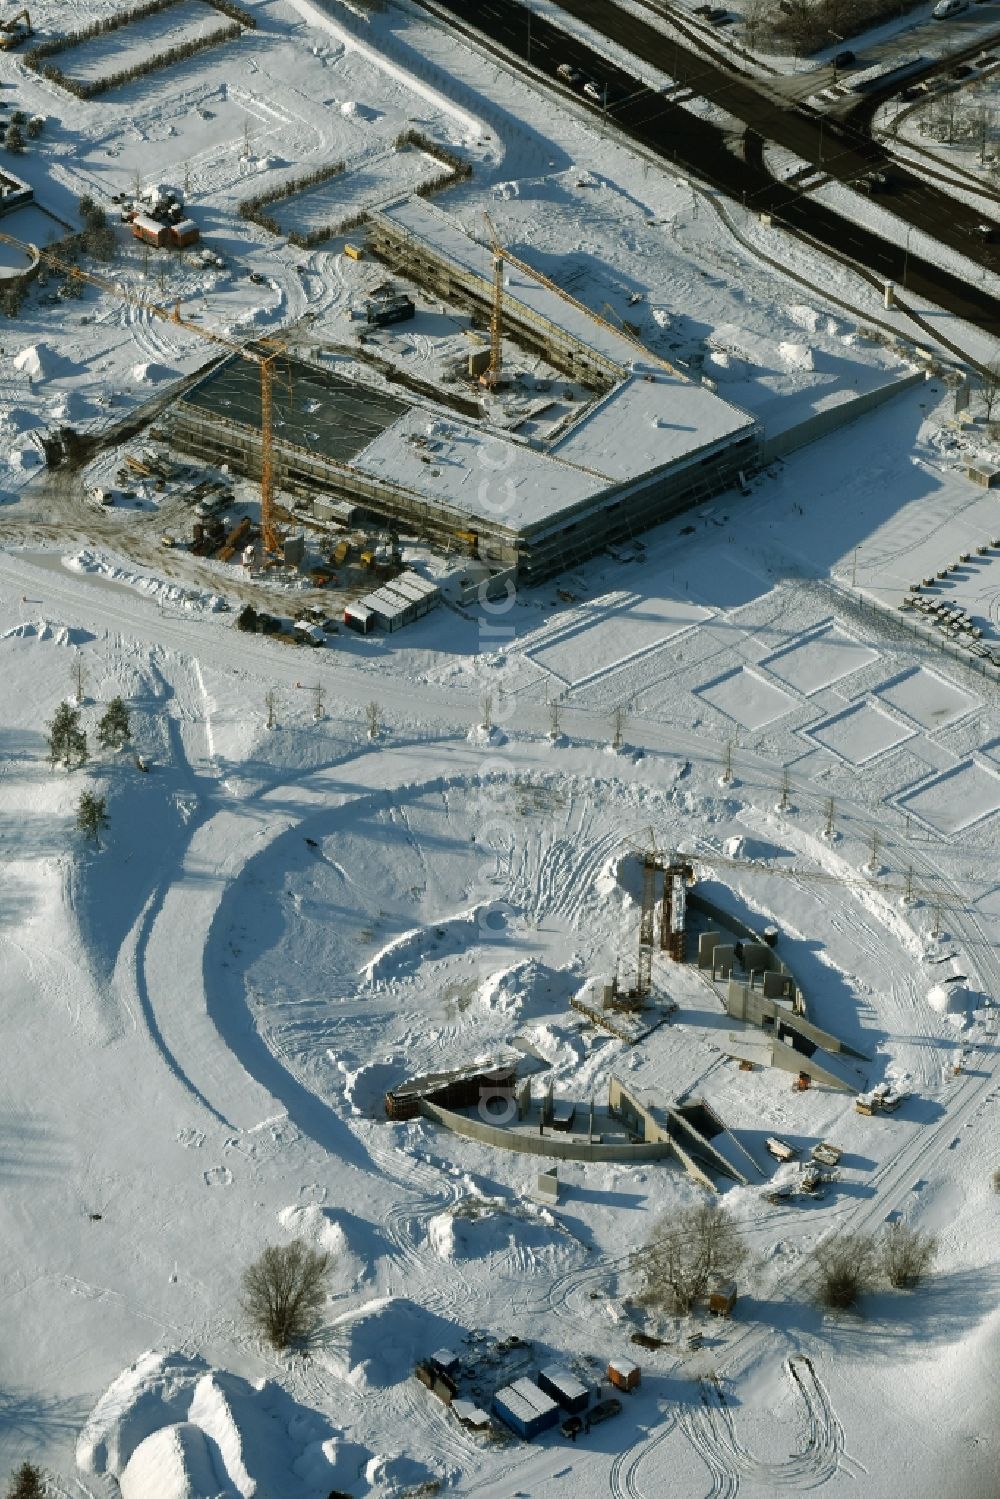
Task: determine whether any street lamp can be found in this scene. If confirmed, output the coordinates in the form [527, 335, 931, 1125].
[829, 30, 843, 84]
[902, 225, 913, 289]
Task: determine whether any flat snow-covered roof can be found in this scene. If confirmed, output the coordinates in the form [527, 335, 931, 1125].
[353, 406, 605, 533]
[365, 197, 756, 517]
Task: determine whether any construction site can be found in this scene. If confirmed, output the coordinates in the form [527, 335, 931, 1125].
[164, 194, 761, 583]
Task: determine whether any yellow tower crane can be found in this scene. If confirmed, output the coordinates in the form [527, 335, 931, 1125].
[0, 228, 285, 555]
[481, 210, 504, 388]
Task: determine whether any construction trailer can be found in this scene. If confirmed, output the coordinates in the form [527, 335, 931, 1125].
[607, 1358, 641, 1393]
[709, 1282, 738, 1317]
[349, 571, 440, 633]
[131, 215, 169, 248]
[492, 1379, 560, 1440]
[343, 600, 375, 634]
[537, 1365, 590, 1415]
[169, 218, 200, 248]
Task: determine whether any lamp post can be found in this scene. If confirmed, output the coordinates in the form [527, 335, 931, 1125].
[829, 30, 843, 83]
[902, 225, 913, 289]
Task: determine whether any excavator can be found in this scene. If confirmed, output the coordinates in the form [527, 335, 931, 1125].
[0, 10, 33, 48]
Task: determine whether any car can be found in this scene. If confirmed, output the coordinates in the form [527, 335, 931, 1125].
[832, 48, 856, 68]
[972, 222, 997, 239]
[859, 170, 891, 193]
[950, 62, 973, 78]
[707, 6, 730, 20]
[556, 63, 582, 85]
[932, 0, 967, 16]
[583, 79, 605, 102]
[589, 1398, 623, 1425]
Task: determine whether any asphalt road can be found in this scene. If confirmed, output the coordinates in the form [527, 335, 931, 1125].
[424, 0, 1000, 341]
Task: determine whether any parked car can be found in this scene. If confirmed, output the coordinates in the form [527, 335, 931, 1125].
[583, 79, 605, 102]
[556, 63, 582, 85]
[950, 62, 974, 78]
[932, 0, 968, 17]
[832, 49, 856, 67]
[589, 1398, 623, 1425]
[972, 222, 998, 240]
[707, 6, 730, 20]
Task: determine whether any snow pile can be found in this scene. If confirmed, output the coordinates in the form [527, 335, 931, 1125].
[1, 407, 43, 431]
[927, 979, 974, 1016]
[361, 900, 512, 986]
[325, 1296, 462, 1389]
[2, 618, 81, 645]
[132, 361, 173, 384]
[13, 343, 56, 381]
[8, 446, 41, 470]
[119, 1421, 233, 1499]
[478, 959, 578, 1016]
[788, 303, 823, 334]
[78, 1350, 346, 1499]
[277, 1203, 378, 1283]
[48, 389, 91, 421]
[428, 1199, 563, 1264]
[365, 1452, 438, 1493]
[64, 549, 229, 612]
[779, 342, 815, 372]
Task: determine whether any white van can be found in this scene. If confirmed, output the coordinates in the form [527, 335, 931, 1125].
[932, 0, 967, 17]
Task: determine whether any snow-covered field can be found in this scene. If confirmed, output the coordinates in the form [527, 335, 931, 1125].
[1, 0, 1000, 1496]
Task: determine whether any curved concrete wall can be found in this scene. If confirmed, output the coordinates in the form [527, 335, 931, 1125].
[419, 1100, 675, 1163]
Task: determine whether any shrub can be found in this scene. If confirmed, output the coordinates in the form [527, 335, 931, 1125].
[882, 1221, 937, 1289]
[814, 1231, 879, 1310]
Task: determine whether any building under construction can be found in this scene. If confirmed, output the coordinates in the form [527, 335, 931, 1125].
[169, 195, 760, 583]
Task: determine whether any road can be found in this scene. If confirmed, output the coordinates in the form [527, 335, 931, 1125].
[420, 0, 1000, 340]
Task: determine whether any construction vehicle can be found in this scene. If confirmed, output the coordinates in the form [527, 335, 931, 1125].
[810, 1142, 843, 1167]
[0, 10, 33, 48]
[765, 1136, 798, 1163]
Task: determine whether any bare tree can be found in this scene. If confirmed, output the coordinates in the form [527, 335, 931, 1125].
[72, 653, 87, 705]
[813, 1230, 879, 1310]
[265, 688, 278, 730]
[632, 1201, 747, 1316]
[549, 699, 561, 738]
[241, 1239, 332, 1350]
[981, 358, 1000, 423]
[743, 0, 770, 48]
[480, 689, 494, 732]
[612, 704, 627, 751]
[313, 683, 325, 722]
[882, 1221, 937, 1289]
[365, 700, 382, 739]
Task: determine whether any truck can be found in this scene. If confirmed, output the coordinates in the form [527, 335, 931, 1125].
[765, 1136, 798, 1163]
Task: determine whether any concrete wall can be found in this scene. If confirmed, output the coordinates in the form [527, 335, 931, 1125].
[418, 1099, 675, 1163]
[760, 372, 924, 465]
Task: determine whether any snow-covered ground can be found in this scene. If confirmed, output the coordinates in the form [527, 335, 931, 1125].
[1, 0, 1000, 1496]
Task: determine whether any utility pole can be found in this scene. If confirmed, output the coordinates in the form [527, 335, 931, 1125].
[612, 704, 627, 751]
[313, 683, 325, 722]
[72, 654, 86, 705]
[904, 866, 914, 902]
[779, 766, 790, 812]
[869, 828, 880, 871]
[824, 796, 835, 839]
[265, 688, 277, 730]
